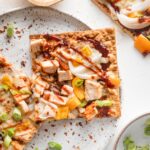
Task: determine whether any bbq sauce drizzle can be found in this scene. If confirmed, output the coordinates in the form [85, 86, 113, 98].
[43, 35, 114, 88]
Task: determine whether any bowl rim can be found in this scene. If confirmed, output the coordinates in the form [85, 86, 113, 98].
[114, 112, 150, 150]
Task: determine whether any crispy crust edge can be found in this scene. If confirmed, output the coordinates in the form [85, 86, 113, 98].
[30, 28, 121, 118]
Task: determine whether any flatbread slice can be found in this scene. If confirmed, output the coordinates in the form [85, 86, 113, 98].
[30, 29, 121, 122]
[0, 55, 39, 150]
[92, 0, 150, 53]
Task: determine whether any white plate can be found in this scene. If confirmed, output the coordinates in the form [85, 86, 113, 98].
[0, 7, 119, 150]
[114, 113, 150, 150]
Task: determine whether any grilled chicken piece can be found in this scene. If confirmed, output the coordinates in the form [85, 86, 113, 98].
[61, 85, 73, 96]
[30, 39, 45, 53]
[18, 101, 29, 114]
[84, 102, 98, 121]
[85, 80, 102, 101]
[35, 98, 57, 121]
[49, 92, 68, 105]
[14, 121, 37, 143]
[58, 70, 73, 82]
[40, 60, 59, 74]
[32, 77, 49, 98]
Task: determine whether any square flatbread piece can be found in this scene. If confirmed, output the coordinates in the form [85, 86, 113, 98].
[30, 29, 121, 122]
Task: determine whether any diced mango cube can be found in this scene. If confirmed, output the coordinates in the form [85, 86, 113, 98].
[67, 96, 81, 110]
[134, 34, 150, 53]
[72, 57, 82, 67]
[72, 77, 85, 101]
[1, 74, 13, 88]
[56, 106, 69, 120]
[81, 45, 92, 57]
[109, 75, 120, 88]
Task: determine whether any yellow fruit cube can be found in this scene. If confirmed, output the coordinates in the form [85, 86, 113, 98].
[72, 77, 85, 101]
[67, 96, 81, 110]
[81, 45, 92, 57]
[72, 57, 82, 67]
[56, 106, 69, 120]
[134, 34, 150, 53]
[1, 74, 13, 88]
[109, 75, 120, 88]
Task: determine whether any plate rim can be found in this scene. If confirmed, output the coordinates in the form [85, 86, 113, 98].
[114, 112, 150, 150]
[0, 6, 91, 30]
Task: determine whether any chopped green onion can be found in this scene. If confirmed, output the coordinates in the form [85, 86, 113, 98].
[146, 35, 150, 41]
[4, 135, 12, 148]
[79, 101, 87, 107]
[136, 145, 150, 150]
[2, 130, 7, 137]
[10, 89, 20, 95]
[96, 100, 113, 107]
[48, 141, 62, 150]
[145, 119, 150, 126]
[12, 108, 22, 121]
[144, 118, 150, 136]
[7, 128, 15, 137]
[0, 84, 9, 91]
[74, 78, 84, 87]
[19, 89, 32, 95]
[144, 125, 150, 136]
[0, 112, 8, 122]
[7, 24, 14, 38]
[123, 136, 136, 150]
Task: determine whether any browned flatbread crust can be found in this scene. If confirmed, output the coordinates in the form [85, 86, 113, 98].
[30, 29, 121, 119]
[92, 0, 150, 38]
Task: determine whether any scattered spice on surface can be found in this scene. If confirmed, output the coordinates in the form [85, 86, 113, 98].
[28, 24, 32, 29]
[21, 61, 26, 67]
[51, 124, 56, 127]
[88, 134, 93, 140]
[64, 132, 67, 136]
[44, 129, 48, 132]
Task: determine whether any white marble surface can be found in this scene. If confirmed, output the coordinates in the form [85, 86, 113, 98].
[0, 0, 150, 149]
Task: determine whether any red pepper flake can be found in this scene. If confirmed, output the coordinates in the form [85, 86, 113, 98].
[78, 122, 83, 127]
[21, 61, 26, 67]
[28, 24, 32, 29]
[64, 132, 67, 136]
[51, 124, 55, 127]
[88, 134, 93, 140]
[44, 129, 48, 132]
[16, 30, 21, 34]
[0, 29, 5, 33]
[24, 17, 27, 21]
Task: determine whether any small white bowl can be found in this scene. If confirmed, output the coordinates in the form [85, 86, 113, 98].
[114, 113, 150, 150]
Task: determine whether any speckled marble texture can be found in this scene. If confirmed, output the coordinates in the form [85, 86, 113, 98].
[0, 7, 118, 150]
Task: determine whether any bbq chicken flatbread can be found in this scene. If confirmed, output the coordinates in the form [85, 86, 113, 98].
[92, 0, 150, 54]
[30, 29, 121, 122]
[0, 55, 38, 150]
